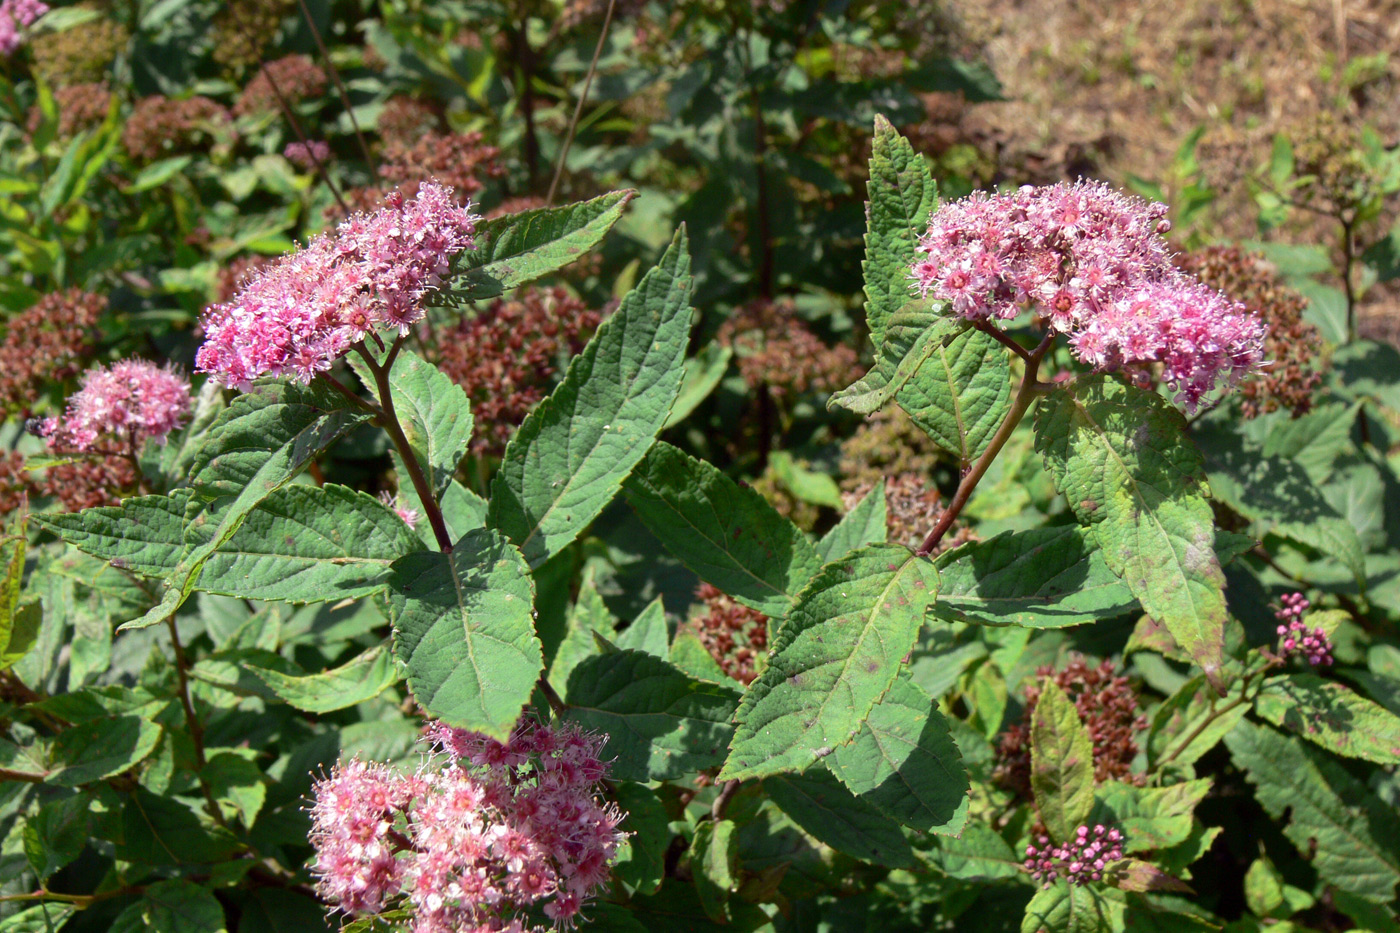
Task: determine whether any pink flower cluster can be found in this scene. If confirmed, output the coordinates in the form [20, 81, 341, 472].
[196, 182, 478, 388]
[309, 718, 626, 933]
[37, 359, 190, 452]
[0, 0, 47, 56]
[1275, 592, 1332, 666]
[285, 139, 331, 170]
[911, 181, 1266, 411]
[1024, 824, 1124, 887]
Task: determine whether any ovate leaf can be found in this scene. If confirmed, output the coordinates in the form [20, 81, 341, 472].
[359, 349, 473, 498]
[829, 307, 961, 415]
[933, 526, 1137, 629]
[1146, 675, 1247, 770]
[249, 643, 399, 714]
[388, 528, 541, 740]
[489, 229, 693, 568]
[764, 769, 919, 869]
[1036, 377, 1229, 689]
[1253, 673, 1400, 765]
[450, 190, 634, 300]
[624, 442, 820, 618]
[815, 479, 887, 564]
[48, 715, 163, 786]
[562, 649, 738, 781]
[719, 544, 939, 781]
[197, 485, 420, 603]
[826, 673, 969, 834]
[36, 492, 191, 579]
[896, 324, 1012, 464]
[691, 818, 738, 923]
[1226, 720, 1400, 903]
[1021, 883, 1124, 933]
[862, 116, 937, 350]
[1030, 680, 1095, 842]
[112, 880, 226, 933]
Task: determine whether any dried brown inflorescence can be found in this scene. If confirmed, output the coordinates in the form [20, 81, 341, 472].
[375, 96, 441, 148]
[994, 655, 1147, 800]
[122, 95, 229, 162]
[27, 82, 112, 137]
[1176, 246, 1325, 419]
[839, 407, 947, 495]
[234, 54, 328, 118]
[41, 456, 136, 511]
[717, 300, 860, 400]
[686, 583, 769, 686]
[0, 289, 105, 414]
[0, 452, 35, 517]
[215, 254, 275, 304]
[432, 287, 604, 458]
[844, 472, 976, 554]
[211, 0, 295, 73]
[377, 132, 504, 202]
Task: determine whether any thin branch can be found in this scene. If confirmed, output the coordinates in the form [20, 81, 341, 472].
[294, 0, 373, 165]
[538, 678, 568, 718]
[711, 779, 741, 822]
[546, 0, 618, 205]
[166, 617, 228, 828]
[972, 320, 1032, 362]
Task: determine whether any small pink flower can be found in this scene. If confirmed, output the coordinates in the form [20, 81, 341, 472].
[0, 0, 47, 57]
[1274, 592, 1332, 666]
[38, 359, 190, 453]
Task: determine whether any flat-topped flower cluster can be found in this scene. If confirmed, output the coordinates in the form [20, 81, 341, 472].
[36, 359, 190, 452]
[309, 718, 626, 933]
[912, 181, 1267, 410]
[1024, 824, 1125, 887]
[196, 182, 478, 388]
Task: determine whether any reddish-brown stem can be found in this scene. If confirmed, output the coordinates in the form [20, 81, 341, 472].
[916, 333, 1056, 557]
[357, 341, 454, 553]
[972, 320, 1032, 362]
[547, 0, 618, 205]
[293, 0, 373, 165]
[711, 779, 741, 822]
[538, 678, 568, 718]
[0, 766, 46, 784]
[166, 617, 227, 827]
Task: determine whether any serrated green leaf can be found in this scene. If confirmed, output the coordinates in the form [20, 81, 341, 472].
[1261, 401, 1358, 485]
[624, 442, 820, 618]
[1, 516, 29, 668]
[929, 823, 1024, 880]
[35, 491, 191, 579]
[488, 229, 693, 568]
[562, 649, 737, 781]
[825, 673, 970, 834]
[830, 307, 961, 415]
[351, 349, 473, 498]
[1022, 883, 1124, 933]
[548, 568, 616, 693]
[1253, 673, 1400, 765]
[615, 597, 669, 657]
[112, 880, 226, 933]
[248, 643, 398, 714]
[450, 190, 634, 300]
[1146, 675, 1248, 770]
[1031, 680, 1095, 843]
[768, 451, 843, 508]
[764, 769, 919, 869]
[815, 479, 887, 564]
[48, 715, 163, 786]
[0, 904, 76, 933]
[1036, 377, 1228, 689]
[203, 752, 266, 829]
[388, 528, 541, 740]
[118, 789, 239, 865]
[863, 116, 937, 350]
[691, 818, 738, 923]
[125, 383, 371, 630]
[1090, 779, 1211, 852]
[665, 343, 732, 429]
[195, 485, 420, 603]
[719, 544, 939, 781]
[1225, 720, 1400, 903]
[22, 793, 90, 881]
[933, 526, 1137, 629]
[897, 325, 1012, 464]
[1198, 421, 1366, 588]
[613, 782, 668, 896]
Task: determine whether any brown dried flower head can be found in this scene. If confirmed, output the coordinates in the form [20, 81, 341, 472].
[0, 289, 105, 414]
[843, 472, 976, 554]
[122, 95, 229, 162]
[30, 5, 127, 87]
[686, 583, 769, 685]
[27, 82, 112, 137]
[41, 456, 136, 511]
[717, 299, 859, 399]
[1176, 246, 1326, 419]
[839, 407, 947, 495]
[994, 655, 1147, 799]
[233, 54, 328, 118]
[211, 0, 294, 73]
[375, 95, 441, 148]
[432, 287, 604, 458]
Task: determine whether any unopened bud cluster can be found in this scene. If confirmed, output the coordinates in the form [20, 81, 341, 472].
[912, 181, 1266, 411]
[309, 718, 626, 933]
[1275, 592, 1332, 667]
[1024, 824, 1124, 886]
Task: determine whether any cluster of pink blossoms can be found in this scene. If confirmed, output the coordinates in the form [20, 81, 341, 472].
[1024, 824, 1125, 887]
[911, 181, 1267, 411]
[309, 718, 626, 933]
[196, 182, 478, 388]
[0, 0, 46, 57]
[36, 359, 190, 452]
[1274, 592, 1333, 666]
